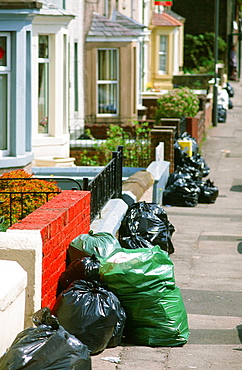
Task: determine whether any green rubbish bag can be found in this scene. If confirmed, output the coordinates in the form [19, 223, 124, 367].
[69, 230, 121, 261]
[100, 246, 190, 347]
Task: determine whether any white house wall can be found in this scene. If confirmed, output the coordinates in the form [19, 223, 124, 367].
[0, 14, 34, 171]
[32, 16, 72, 159]
[66, 0, 85, 139]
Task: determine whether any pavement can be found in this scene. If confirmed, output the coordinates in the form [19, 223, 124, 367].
[92, 78, 242, 369]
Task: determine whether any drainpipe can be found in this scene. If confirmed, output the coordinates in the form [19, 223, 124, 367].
[212, 0, 219, 126]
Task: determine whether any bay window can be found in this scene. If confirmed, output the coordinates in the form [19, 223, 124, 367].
[0, 33, 10, 154]
[38, 35, 49, 134]
[158, 35, 167, 74]
[97, 49, 118, 115]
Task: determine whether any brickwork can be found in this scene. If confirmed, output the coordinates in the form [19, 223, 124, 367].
[186, 117, 199, 142]
[9, 190, 91, 309]
[159, 118, 181, 136]
[204, 101, 212, 132]
[150, 128, 175, 173]
[70, 147, 106, 166]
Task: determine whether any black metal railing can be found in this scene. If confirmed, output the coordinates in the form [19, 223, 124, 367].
[0, 146, 123, 227]
[36, 177, 82, 190]
[0, 178, 61, 227]
[83, 146, 123, 222]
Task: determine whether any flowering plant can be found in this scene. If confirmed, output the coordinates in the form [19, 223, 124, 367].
[155, 87, 200, 120]
[0, 169, 60, 229]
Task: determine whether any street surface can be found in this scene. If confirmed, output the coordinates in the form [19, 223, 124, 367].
[92, 78, 242, 369]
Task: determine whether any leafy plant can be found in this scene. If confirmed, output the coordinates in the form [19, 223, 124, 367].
[184, 32, 227, 74]
[0, 217, 9, 232]
[82, 122, 151, 167]
[79, 149, 99, 166]
[0, 169, 60, 229]
[155, 87, 200, 121]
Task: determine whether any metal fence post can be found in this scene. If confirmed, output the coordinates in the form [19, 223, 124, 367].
[112, 146, 123, 198]
[83, 177, 89, 191]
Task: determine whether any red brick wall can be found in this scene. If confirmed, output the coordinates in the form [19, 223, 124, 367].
[150, 128, 175, 173]
[9, 190, 91, 309]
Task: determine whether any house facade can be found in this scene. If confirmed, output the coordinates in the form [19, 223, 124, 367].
[0, 0, 185, 172]
[146, 6, 184, 91]
[0, 0, 40, 173]
[81, 0, 184, 133]
[0, 0, 84, 172]
[31, 1, 75, 160]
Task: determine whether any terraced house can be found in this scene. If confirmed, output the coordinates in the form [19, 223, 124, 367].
[3, 0, 225, 171]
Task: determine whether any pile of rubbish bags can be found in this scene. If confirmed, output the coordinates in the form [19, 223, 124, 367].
[0, 224, 189, 368]
[217, 82, 234, 123]
[0, 307, 92, 370]
[163, 132, 219, 207]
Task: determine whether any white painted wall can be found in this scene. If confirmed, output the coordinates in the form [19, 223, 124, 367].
[0, 260, 27, 357]
[32, 16, 72, 159]
[67, 0, 85, 138]
[0, 230, 43, 328]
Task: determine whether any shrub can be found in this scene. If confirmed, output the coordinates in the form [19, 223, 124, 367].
[155, 87, 200, 121]
[184, 32, 227, 74]
[0, 169, 60, 229]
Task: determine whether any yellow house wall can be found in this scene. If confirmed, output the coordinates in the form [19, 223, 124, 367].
[149, 25, 183, 91]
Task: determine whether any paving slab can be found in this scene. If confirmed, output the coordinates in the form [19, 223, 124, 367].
[92, 79, 242, 369]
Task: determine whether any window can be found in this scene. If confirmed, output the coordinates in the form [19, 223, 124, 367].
[0, 33, 10, 153]
[158, 35, 167, 74]
[38, 35, 49, 134]
[97, 49, 118, 115]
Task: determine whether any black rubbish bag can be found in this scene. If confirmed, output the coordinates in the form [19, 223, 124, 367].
[174, 137, 210, 178]
[52, 280, 126, 355]
[163, 177, 200, 207]
[121, 234, 156, 249]
[218, 105, 227, 123]
[197, 179, 219, 203]
[56, 254, 100, 296]
[0, 307, 91, 370]
[119, 201, 175, 254]
[167, 165, 201, 186]
[228, 98, 233, 109]
[185, 153, 210, 178]
[225, 82, 234, 98]
[174, 140, 187, 168]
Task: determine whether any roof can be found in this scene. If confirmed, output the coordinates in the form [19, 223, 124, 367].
[151, 11, 182, 27]
[86, 11, 144, 41]
[0, 1, 42, 9]
[112, 10, 145, 31]
[166, 8, 186, 23]
[37, 0, 74, 16]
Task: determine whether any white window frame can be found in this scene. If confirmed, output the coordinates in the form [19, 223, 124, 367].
[0, 32, 11, 155]
[38, 34, 50, 135]
[158, 35, 168, 75]
[104, 0, 109, 17]
[97, 48, 119, 117]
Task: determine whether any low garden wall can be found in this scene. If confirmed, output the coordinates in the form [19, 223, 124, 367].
[0, 190, 90, 327]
